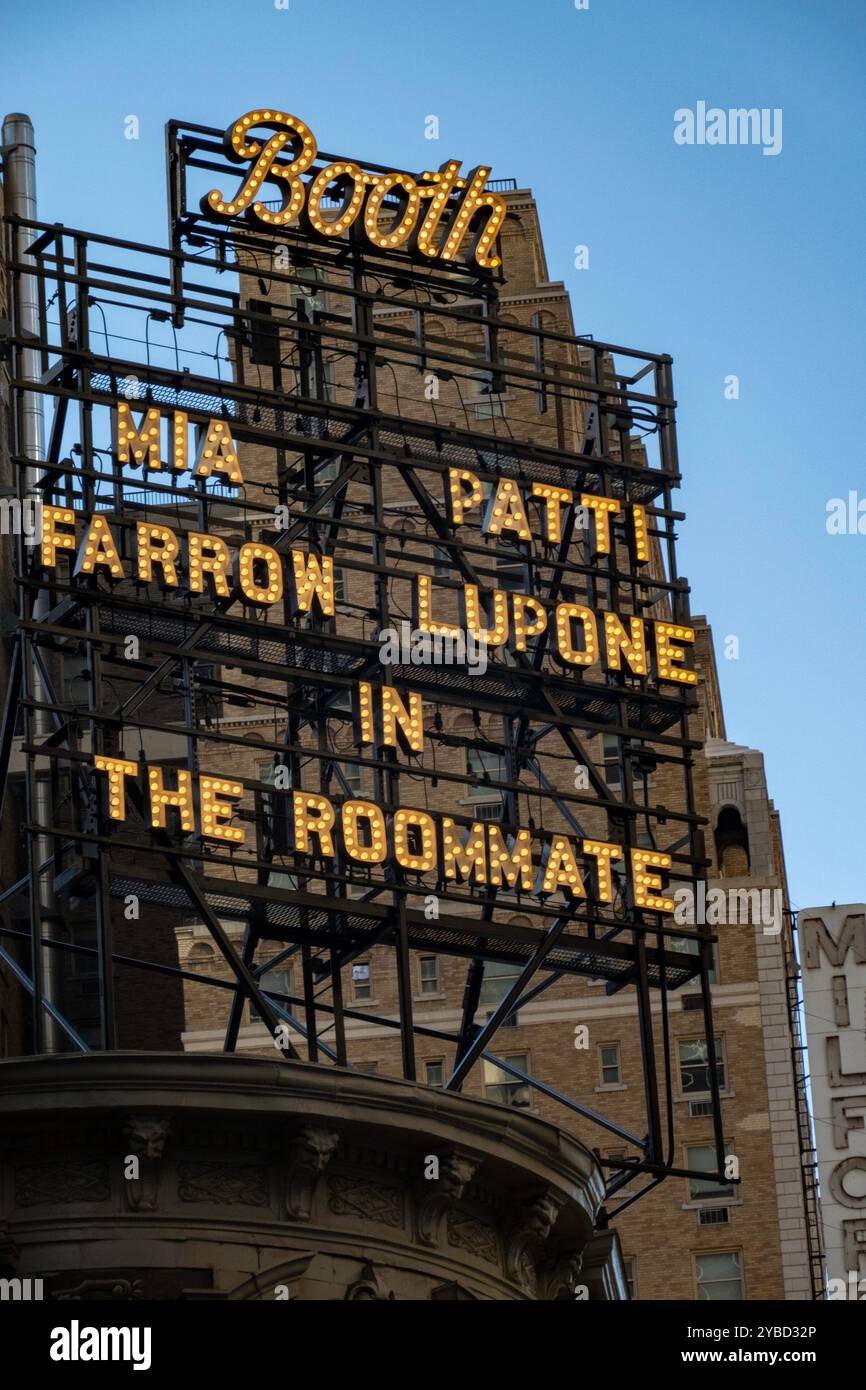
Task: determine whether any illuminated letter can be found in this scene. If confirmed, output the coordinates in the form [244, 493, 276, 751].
[205, 110, 317, 228]
[511, 593, 547, 651]
[187, 532, 232, 597]
[293, 791, 335, 856]
[354, 681, 375, 746]
[381, 686, 424, 754]
[115, 402, 161, 470]
[40, 506, 77, 569]
[194, 419, 243, 485]
[531, 482, 573, 544]
[582, 839, 623, 903]
[631, 503, 649, 563]
[136, 523, 180, 587]
[441, 818, 487, 884]
[306, 161, 366, 237]
[487, 826, 534, 891]
[630, 849, 674, 912]
[484, 478, 531, 541]
[654, 622, 697, 685]
[148, 766, 195, 832]
[415, 160, 464, 260]
[393, 808, 438, 872]
[413, 575, 463, 639]
[289, 549, 334, 617]
[364, 172, 422, 250]
[602, 613, 648, 675]
[439, 166, 507, 270]
[200, 776, 245, 844]
[461, 585, 509, 647]
[555, 603, 598, 667]
[75, 515, 124, 579]
[94, 755, 139, 822]
[447, 468, 483, 525]
[172, 411, 189, 472]
[237, 543, 284, 606]
[537, 836, 586, 898]
[580, 493, 621, 555]
[342, 799, 387, 865]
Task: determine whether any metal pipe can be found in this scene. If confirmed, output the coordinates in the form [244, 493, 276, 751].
[3, 112, 60, 1049]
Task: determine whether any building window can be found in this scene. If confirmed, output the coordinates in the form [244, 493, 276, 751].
[687, 1143, 736, 1202]
[599, 1043, 622, 1087]
[333, 565, 347, 604]
[695, 1250, 743, 1300]
[602, 734, 621, 787]
[419, 956, 439, 995]
[425, 1059, 445, 1087]
[679, 1038, 726, 1095]
[352, 961, 372, 1001]
[330, 686, 353, 713]
[466, 747, 506, 793]
[342, 761, 364, 795]
[433, 545, 452, 578]
[483, 1055, 531, 1108]
[479, 959, 521, 1009]
[672, 935, 718, 984]
[249, 965, 293, 1022]
[623, 1258, 637, 1300]
[496, 562, 527, 593]
[474, 397, 506, 420]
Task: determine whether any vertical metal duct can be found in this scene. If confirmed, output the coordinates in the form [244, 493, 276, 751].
[3, 113, 60, 1050]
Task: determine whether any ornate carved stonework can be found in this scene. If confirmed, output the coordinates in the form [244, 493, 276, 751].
[446, 1210, 498, 1264]
[124, 1115, 171, 1160]
[0, 1055, 624, 1300]
[15, 1162, 110, 1207]
[344, 1261, 395, 1300]
[541, 1250, 584, 1300]
[123, 1115, 171, 1212]
[327, 1173, 403, 1227]
[417, 1151, 480, 1247]
[177, 1161, 269, 1206]
[284, 1124, 340, 1220]
[54, 1277, 144, 1301]
[506, 1188, 565, 1293]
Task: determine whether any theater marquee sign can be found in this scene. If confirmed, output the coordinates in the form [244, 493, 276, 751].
[800, 904, 866, 1294]
[41, 393, 696, 918]
[201, 108, 508, 268]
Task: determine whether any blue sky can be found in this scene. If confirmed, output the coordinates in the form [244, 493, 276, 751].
[2, 0, 864, 909]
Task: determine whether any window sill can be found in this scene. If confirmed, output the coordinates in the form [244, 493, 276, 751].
[681, 1199, 742, 1212]
[414, 991, 446, 1003]
[594, 1082, 627, 1093]
[675, 1091, 734, 1104]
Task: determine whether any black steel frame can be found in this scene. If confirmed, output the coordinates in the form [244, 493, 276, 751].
[0, 117, 727, 1204]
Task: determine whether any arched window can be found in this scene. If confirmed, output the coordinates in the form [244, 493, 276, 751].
[714, 806, 750, 877]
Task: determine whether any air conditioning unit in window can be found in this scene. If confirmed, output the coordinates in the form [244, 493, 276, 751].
[688, 1099, 713, 1118]
[699, 1206, 730, 1226]
[682, 994, 704, 1011]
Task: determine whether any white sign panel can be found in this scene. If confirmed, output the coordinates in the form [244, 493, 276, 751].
[799, 904, 866, 1293]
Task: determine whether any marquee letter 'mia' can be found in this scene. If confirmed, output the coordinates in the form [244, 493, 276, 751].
[204, 110, 507, 269]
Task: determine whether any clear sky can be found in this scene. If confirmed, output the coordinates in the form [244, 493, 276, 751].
[2, 0, 864, 910]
